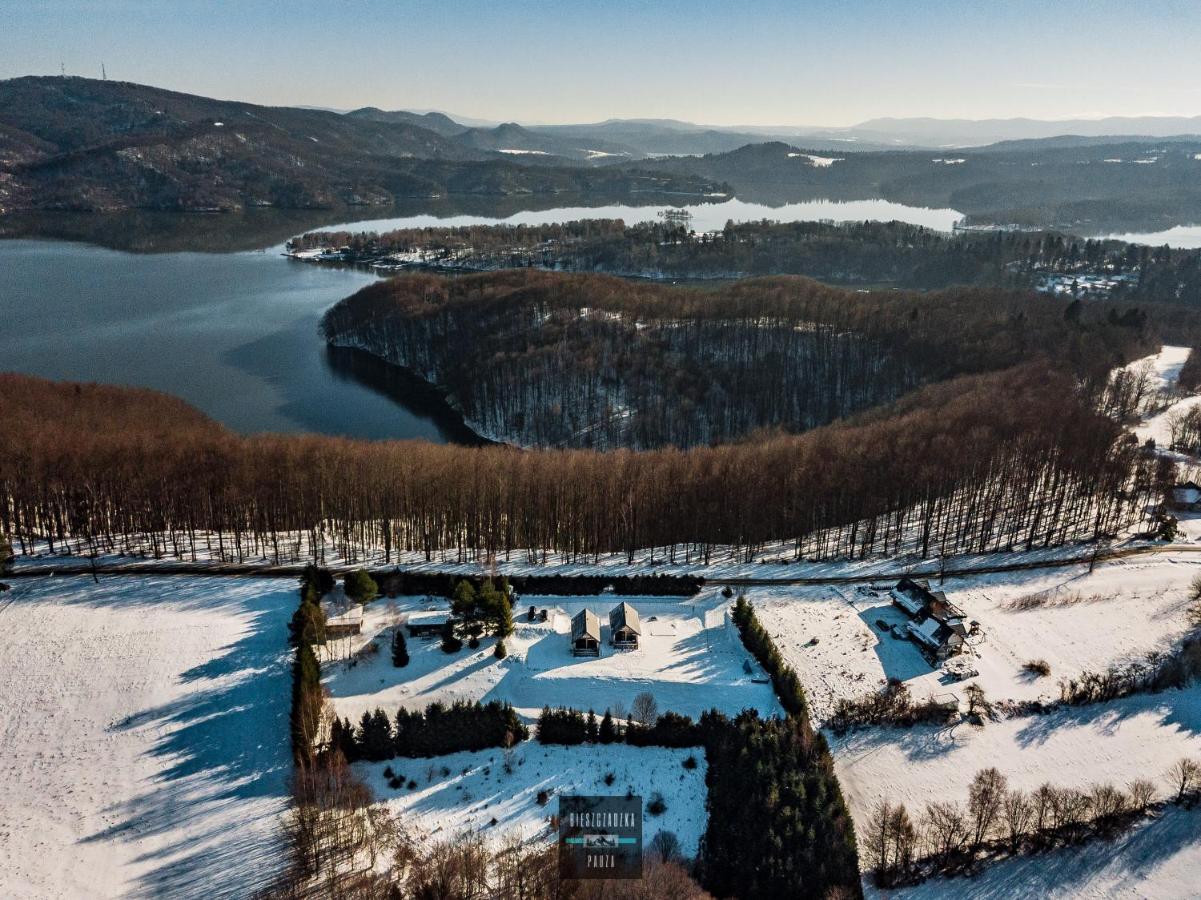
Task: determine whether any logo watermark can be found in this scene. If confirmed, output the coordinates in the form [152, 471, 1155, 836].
[558, 795, 642, 879]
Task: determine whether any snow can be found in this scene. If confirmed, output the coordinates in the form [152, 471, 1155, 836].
[323, 592, 767, 863]
[752, 555, 1199, 723]
[1128, 345, 1200, 451]
[1126, 344, 1190, 397]
[324, 592, 781, 726]
[932, 158, 966, 165]
[786, 152, 844, 167]
[497, 148, 549, 155]
[835, 684, 1201, 875]
[357, 742, 708, 856]
[0, 575, 292, 900]
[870, 804, 1201, 899]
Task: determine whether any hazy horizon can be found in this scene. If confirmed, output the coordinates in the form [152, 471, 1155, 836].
[2, 0, 1200, 128]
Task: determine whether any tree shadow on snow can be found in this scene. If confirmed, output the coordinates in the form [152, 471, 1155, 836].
[68, 578, 294, 900]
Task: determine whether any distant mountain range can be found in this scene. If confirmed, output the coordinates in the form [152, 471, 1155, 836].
[0, 77, 723, 212]
[348, 108, 1201, 155]
[4, 75, 1201, 233]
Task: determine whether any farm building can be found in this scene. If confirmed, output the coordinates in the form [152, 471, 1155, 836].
[323, 604, 364, 639]
[1170, 481, 1201, 510]
[407, 610, 452, 639]
[889, 578, 971, 660]
[889, 577, 933, 616]
[906, 616, 968, 660]
[608, 602, 641, 649]
[571, 609, 601, 657]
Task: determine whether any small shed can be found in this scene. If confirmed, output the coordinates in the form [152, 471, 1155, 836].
[608, 602, 641, 649]
[324, 604, 364, 639]
[407, 610, 451, 639]
[571, 609, 601, 657]
[1171, 481, 1201, 510]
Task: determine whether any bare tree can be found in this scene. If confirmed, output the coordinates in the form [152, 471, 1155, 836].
[923, 801, 967, 867]
[1089, 783, 1128, 831]
[650, 830, 682, 863]
[1030, 783, 1056, 842]
[967, 767, 1007, 853]
[1128, 778, 1157, 813]
[1000, 789, 1032, 853]
[631, 691, 659, 727]
[1167, 757, 1201, 804]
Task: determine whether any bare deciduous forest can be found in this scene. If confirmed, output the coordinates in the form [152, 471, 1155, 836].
[320, 269, 1161, 449]
[0, 361, 1156, 566]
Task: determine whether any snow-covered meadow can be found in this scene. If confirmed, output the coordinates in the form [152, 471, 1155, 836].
[751, 554, 1201, 722]
[359, 742, 709, 856]
[323, 591, 781, 727]
[320, 590, 777, 856]
[0, 575, 293, 900]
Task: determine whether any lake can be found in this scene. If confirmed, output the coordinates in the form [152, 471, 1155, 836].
[0, 197, 976, 442]
[307, 196, 966, 236]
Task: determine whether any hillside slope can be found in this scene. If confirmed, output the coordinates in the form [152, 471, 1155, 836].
[0, 77, 721, 212]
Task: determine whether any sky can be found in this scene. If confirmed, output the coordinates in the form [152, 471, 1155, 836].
[1, 0, 1199, 127]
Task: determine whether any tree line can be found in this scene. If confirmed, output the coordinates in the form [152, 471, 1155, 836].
[330, 699, 528, 761]
[864, 761, 1201, 889]
[293, 218, 1201, 303]
[0, 362, 1158, 567]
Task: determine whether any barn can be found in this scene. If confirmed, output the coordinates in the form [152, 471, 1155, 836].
[608, 602, 641, 649]
[571, 609, 601, 657]
[407, 610, 452, 639]
[323, 605, 364, 639]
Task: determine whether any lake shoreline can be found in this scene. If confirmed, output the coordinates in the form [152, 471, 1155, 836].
[323, 345, 497, 447]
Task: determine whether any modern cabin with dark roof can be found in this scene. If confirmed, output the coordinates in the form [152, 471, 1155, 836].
[571, 609, 601, 657]
[608, 602, 641, 649]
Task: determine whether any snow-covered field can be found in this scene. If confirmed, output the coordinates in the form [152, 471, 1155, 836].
[321, 591, 769, 860]
[324, 591, 780, 725]
[0, 575, 293, 900]
[875, 804, 1201, 900]
[358, 742, 708, 856]
[834, 684, 1201, 820]
[753, 554, 1201, 721]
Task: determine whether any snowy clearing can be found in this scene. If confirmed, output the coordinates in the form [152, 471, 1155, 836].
[324, 592, 781, 725]
[787, 152, 843, 166]
[833, 683, 1201, 822]
[752, 554, 1201, 722]
[357, 742, 708, 856]
[0, 576, 292, 900]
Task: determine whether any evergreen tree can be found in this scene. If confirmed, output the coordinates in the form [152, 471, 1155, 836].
[599, 709, 617, 744]
[451, 578, 478, 619]
[440, 620, 463, 653]
[359, 708, 393, 761]
[495, 592, 514, 638]
[585, 709, 599, 743]
[494, 637, 507, 659]
[344, 569, 379, 603]
[391, 628, 409, 667]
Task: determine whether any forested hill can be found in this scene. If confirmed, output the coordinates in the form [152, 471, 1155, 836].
[292, 218, 1201, 302]
[320, 269, 1157, 449]
[0, 77, 722, 212]
[645, 140, 1201, 233]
